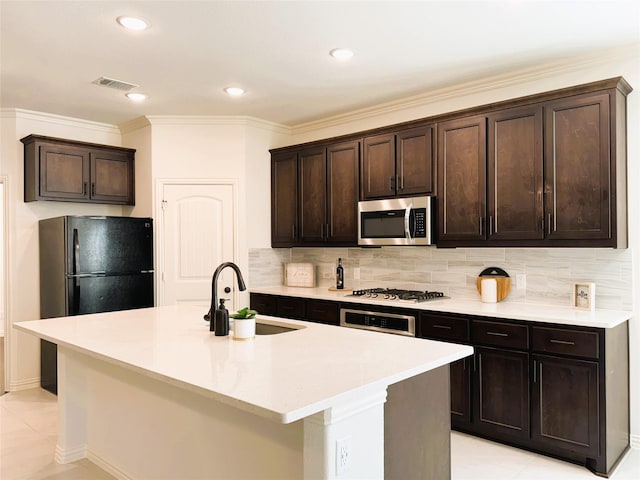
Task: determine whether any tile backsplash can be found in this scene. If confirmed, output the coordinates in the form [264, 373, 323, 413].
[249, 246, 633, 311]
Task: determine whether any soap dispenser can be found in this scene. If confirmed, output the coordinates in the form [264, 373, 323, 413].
[212, 298, 230, 336]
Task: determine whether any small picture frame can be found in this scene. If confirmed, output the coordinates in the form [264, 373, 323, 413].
[572, 282, 595, 311]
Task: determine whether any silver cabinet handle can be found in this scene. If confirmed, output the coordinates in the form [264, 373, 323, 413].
[433, 324, 452, 330]
[487, 331, 509, 337]
[549, 339, 575, 346]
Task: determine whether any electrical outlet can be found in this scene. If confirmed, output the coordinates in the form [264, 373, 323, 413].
[336, 436, 352, 475]
[516, 274, 526, 290]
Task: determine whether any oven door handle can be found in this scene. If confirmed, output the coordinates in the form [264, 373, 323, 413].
[404, 203, 413, 243]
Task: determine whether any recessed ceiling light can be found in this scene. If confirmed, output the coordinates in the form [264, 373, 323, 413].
[329, 48, 354, 60]
[116, 16, 150, 31]
[125, 92, 147, 101]
[224, 87, 245, 97]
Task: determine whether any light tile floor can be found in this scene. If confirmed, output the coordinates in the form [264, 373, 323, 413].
[1, 388, 639, 479]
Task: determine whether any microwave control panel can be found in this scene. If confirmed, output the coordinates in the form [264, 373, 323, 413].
[413, 208, 427, 238]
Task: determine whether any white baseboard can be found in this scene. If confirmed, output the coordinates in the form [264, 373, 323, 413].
[88, 449, 135, 480]
[55, 444, 86, 464]
[9, 377, 40, 391]
[631, 434, 640, 449]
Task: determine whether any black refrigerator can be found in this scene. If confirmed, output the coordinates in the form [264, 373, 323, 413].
[39, 216, 154, 394]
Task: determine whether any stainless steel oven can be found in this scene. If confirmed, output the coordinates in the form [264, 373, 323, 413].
[340, 308, 416, 336]
[358, 196, 434, 246]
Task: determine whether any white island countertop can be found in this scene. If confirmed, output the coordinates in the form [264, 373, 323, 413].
[251, 286, 632, 329]
[15, 305, 472, 424]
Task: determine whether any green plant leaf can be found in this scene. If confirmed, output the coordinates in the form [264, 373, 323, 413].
[230, 306, 257, 319]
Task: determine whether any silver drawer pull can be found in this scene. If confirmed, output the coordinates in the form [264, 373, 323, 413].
[433, 325, 452, 330]
[487, 331, 509, 337]
[549, 339, 575, 346]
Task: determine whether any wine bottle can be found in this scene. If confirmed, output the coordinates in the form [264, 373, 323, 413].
[336, 258, 344, 290]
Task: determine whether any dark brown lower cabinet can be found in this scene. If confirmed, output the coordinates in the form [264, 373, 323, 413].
[531, 355, 599, 458]
[419, 311, 629, 477]
[250, 293, 339, 325]
[450, 357, 471, 427]
[250, 295, 629, 476]
[475, 347, 530, 443]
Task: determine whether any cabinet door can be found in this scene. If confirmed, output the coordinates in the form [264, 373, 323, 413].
[90, 149, 134, 204]
[487, 106, 543, 241]
[397, 126, 434, 196]
[299, 147, 327, 243]
[327, 140, 360, 244]
[276, 296, 305, 320]
[544, 93, 611, 241]
[39, 142, 90, 201]
[474, 347, 530, 442]
[271, 151, 298, 247]
[249, 293, 277, 316]
[362, 133, 396, 199]
[532, 355, 599, 457]
[451, 357, 472, 428]
[437, 116, 487, 244]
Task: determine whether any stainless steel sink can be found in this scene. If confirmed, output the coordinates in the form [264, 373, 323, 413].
[255, 322, 299, 335]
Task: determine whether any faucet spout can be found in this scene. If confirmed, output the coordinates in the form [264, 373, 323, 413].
[204, 262, 247, 324]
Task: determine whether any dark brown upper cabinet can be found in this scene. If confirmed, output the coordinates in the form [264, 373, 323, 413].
[437, 78, 630, 248]
[544, 92, 616, 244]
[22, 135, 135, 205]
[437, 115, 487, 244]
[487, 105, 544, 241]
[271, 140, 360, 247]
[271, 150, 299, 247]
[271, 77, 631, 248]
[361, 125, 433, 199]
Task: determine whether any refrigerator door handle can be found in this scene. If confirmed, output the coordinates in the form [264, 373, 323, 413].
[72, 228, 81, 314]
[73, 228, 80, 275]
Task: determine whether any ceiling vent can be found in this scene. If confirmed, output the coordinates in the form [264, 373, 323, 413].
[92, 76, 139, 91]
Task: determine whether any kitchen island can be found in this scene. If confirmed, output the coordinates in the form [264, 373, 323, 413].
[15, 305, 472, 480]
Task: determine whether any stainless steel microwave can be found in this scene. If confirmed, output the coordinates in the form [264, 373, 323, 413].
[358, 196, 435, 246]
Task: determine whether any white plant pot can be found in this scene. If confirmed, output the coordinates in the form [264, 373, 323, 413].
[233, 318, 256, 340]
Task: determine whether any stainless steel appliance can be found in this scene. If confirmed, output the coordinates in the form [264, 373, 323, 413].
[340, 287, 448, 336]
[340, 308, 416, 336]
[358, 196, 434, 246]
[39, 216, 155, 394]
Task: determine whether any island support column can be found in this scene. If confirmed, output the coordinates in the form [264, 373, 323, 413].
[55, 347, 89, 463]
[303, 389, 387, 479]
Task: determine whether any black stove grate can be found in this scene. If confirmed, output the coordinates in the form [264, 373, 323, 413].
[350, 288, 445, 302]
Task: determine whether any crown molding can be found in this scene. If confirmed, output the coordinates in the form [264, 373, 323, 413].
[1, 108, 120, 135]
[291, 43, 640, 136]
[142, 115, 291, 134]
[118, 116, 151, 135]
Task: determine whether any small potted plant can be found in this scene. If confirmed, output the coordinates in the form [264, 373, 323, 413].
[230, 306, 257, 340]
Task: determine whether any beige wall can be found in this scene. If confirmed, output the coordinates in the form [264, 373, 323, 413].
[1, 110, 128, 389]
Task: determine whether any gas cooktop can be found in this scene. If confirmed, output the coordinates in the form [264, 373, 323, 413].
[348, 288, 448, 303]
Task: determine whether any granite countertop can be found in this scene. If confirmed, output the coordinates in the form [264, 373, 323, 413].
[250, 286, 632, 329]
[14, 305, 472, 424]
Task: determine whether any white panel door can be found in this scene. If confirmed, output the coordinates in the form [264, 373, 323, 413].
[160, 183, 237, 313]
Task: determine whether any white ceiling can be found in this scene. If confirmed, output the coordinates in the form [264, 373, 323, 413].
[1, 1, 639, 127]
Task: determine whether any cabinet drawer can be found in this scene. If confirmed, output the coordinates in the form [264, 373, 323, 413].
[531, 327, 599, 359]
[306, 300, 339, 325]
[249, 293, 277, 316]
[472, 320, 528, 349]
[276, 297, 305, 319]
[420, 314, 469, 342]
